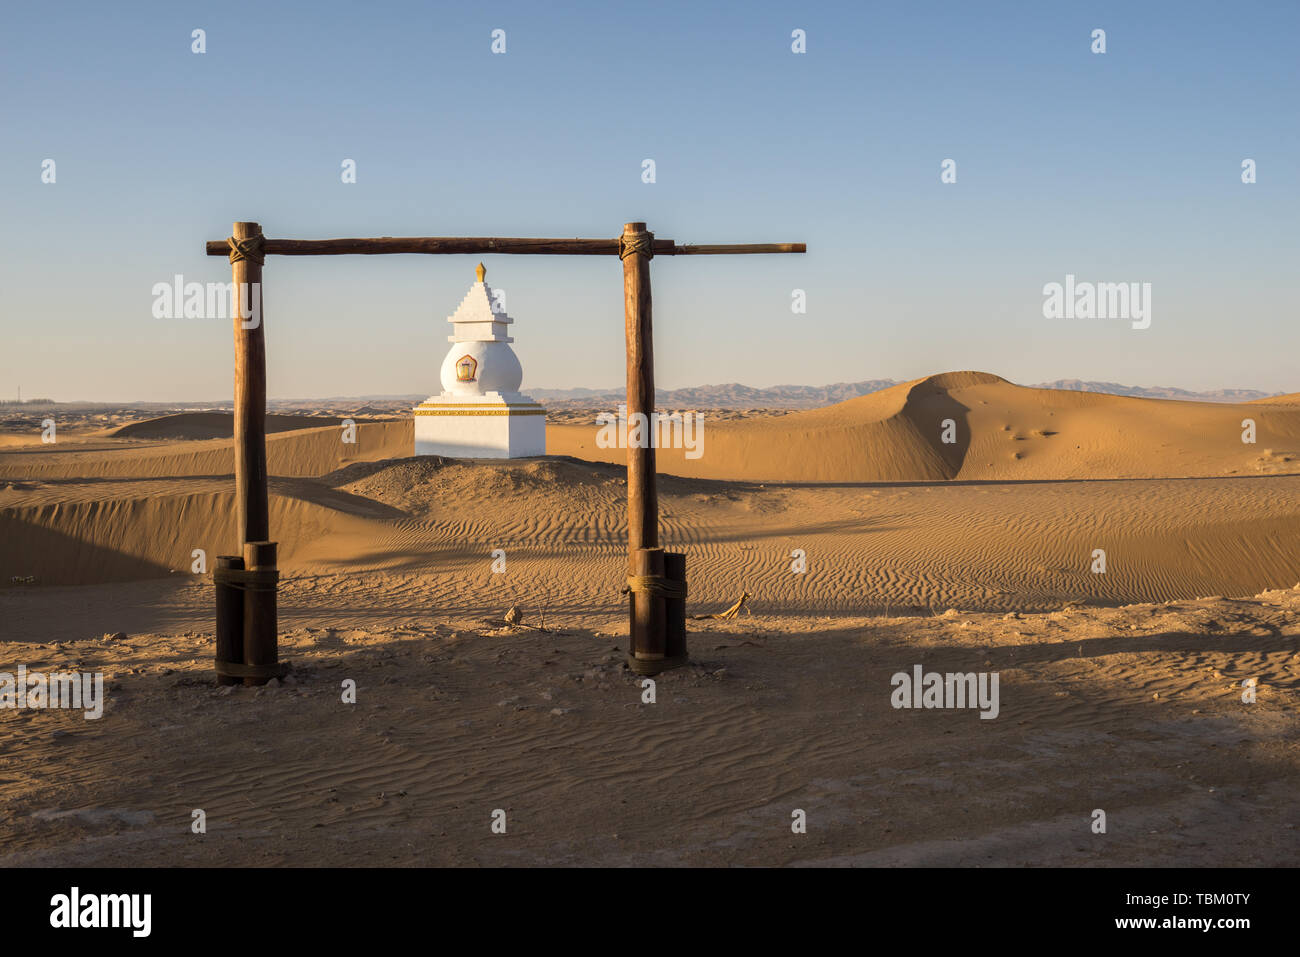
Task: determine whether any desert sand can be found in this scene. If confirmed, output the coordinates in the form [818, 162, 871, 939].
[2, 371, 1298, 866]
[551, 371, 1300, 482]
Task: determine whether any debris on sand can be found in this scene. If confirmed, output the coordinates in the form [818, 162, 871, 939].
[695, 591, 750, 620]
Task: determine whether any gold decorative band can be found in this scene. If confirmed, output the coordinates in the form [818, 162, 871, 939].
[416, 403, 544, 409]
[414, 409, 546, 416]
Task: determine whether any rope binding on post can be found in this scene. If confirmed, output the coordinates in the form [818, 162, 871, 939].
[623, 574, 687, 599]
[227, 232, 266, 265]
[617, 231, 655, 261]
[212, 566, 279, 591]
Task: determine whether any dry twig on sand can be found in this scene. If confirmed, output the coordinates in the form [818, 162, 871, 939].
[694, 590, 751, 620]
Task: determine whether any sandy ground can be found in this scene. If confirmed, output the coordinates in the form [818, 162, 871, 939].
[2, 372, 1299, 866]
[2, 588, 1298, 866]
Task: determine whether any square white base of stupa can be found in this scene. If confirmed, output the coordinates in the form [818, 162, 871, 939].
[413, 392, 546, 458]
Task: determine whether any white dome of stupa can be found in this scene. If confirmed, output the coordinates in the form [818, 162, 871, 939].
[439, 262, 525, 396]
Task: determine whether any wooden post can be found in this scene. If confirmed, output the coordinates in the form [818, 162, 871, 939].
[231, 221, 269, 545]
[628, 547, 667, 674]
[664, 551, 687, 661]
[622, 222, 657, 560]
[213, 555, 244, 686]
[242, 541, 279, 686]
[622, 223, 686, 673]
[228, 222, 277, 684]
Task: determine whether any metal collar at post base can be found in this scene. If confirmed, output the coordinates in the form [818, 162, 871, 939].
[214, 660, 290, 680]
[627, 652, 689, 676]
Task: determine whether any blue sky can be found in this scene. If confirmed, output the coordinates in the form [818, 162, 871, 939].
[2, 0, 1297, 401]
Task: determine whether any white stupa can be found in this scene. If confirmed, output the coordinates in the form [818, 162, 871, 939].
[413, 263, 546, 458]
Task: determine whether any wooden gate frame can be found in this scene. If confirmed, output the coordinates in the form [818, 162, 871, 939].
[205, 222, 805, 683]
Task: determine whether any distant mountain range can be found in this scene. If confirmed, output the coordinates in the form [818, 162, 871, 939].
[1024, 379, 1277, 403]
[4, 379, 1281, 412]
[529, 378, 1281, 409]
[529, 380, 901, 409]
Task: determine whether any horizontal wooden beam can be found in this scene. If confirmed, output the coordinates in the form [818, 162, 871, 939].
[673, 243, 806, 255]
[204, 236, 806, 257]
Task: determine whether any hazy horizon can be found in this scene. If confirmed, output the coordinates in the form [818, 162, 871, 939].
[3, 372, 1285, 407]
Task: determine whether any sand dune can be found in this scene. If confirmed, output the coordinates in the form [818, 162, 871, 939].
[1247, 391, 1300, 405]
[0, 421, 410, 482]
[0, 480, 389, 586]
[6, 453, 1300, 612]
[5, 377, 1300, 604]
[108, 411, 344, 440]
[10, 373, 1298, 489]
[548, 371, 1300, 482]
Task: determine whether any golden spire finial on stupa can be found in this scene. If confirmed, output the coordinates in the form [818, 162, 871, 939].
[475, 262, 486, 283]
